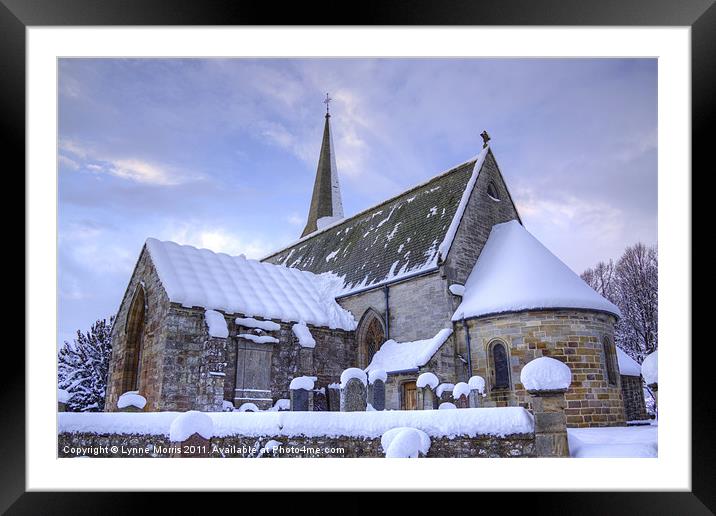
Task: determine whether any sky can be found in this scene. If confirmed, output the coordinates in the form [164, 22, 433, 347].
[58, 58, 657, 346]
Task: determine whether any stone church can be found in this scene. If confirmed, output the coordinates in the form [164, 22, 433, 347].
[105, 107, 645, 428]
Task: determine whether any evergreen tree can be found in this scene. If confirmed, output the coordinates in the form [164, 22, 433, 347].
[58, 316, 114, 412]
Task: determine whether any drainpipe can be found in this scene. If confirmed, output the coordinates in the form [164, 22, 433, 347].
[462, 317, 473, 378]
[384, 286, 390, 340]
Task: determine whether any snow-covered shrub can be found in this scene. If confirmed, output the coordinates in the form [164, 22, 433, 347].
[381, 427, 430, 458]
[520, 356, 571, 391]
[169, 411, 214, 442]
[57, 316, 114, 412]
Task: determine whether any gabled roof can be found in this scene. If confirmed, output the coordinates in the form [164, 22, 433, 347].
[144, 238, 357, 330]
[263, 148, 489, 295]
[365, 328, 453, 374]
[452, 220, 621, 320]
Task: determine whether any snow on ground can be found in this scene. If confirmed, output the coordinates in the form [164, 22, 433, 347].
[452, 220, 621, 320]
[117, 391, 147, 410]
[59, 407, 535, 439]
[235, 317, 280, 332]
[365, 328, 453, 374]
[416, 372, 439, 390]
[238, 333, 279, 344]
[520, 356, 572, 391]
[145, 238, 357, 330]
[568, 424, 657, 458]
[292, 322, 316, 348]
[642, 351, 658, 385]
[204, 309, 229, 338]
[169, 411, 214, 442]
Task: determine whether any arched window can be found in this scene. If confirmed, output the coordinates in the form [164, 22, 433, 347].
[487, 181, 500, 201]
[490, 340, 511, 390]
[122, 285, 146, 393]
[603, 337, 618, 386]
[356, 309, 385, 369]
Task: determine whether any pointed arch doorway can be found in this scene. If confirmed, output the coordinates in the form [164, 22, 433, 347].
[356, 309, 385, 370]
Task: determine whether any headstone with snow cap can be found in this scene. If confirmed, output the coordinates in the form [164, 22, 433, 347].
[520, 357, 571, 457]
[452, 382, 470, 408]
[340, 368, 367, 412]
[169, 410, 213, 457]
[289, 376, 315, 411]
[435, 383, 455, 405]
[416, 372, 439, 410]
[468, 375, 486, 408]
[367, 369, 387, 411]
[327, 383, 341, 411]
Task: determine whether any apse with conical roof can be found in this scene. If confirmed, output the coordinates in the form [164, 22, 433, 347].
[301, 95, 344, 237]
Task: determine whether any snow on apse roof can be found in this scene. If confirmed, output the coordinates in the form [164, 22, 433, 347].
[144, 238, 357, 330]
[452, 220, 621, 321]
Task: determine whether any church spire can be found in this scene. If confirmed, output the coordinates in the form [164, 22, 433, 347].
[301, 94, 344, 237]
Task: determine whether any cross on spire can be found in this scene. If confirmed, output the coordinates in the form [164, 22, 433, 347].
[480, 130, 491, 148]
[323, 92, 332, 116]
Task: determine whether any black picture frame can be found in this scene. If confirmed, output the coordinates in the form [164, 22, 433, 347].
[4, 0, 709, 512]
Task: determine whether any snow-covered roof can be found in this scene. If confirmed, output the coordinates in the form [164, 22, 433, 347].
[263, 149, 490, 296]
[365, 328, 453, 374]
[452, 221, 621, 321]
[616, 348, 641, 377]
[145, 238, 357, 330]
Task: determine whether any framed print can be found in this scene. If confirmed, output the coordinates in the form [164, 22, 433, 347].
[5, 0, 711, 511]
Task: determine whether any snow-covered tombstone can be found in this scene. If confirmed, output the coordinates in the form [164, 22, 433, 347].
[117, 391, 147, 412]
[367, 369, 387, 411]
[452, 382, 470, 408]
[340, 368, 367, 412]
[289, 376, 315, 411]
[169, 410, 214, 457]
[468, 375, 486, 408]
[57, 316, 114, 412]
[416, 372, 439, 410]
[435, 383, 455, 405]
[238, 402, 259, 412]
[520, 357, 571, 457]
[327, 383, 341, 411]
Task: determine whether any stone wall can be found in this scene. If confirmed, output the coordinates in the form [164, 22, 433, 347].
[106, 247, 171, 412]
[338, 271, 453, 343]
[442, 150, 521, 287]
[58, 431, 535, 458]
[621, 375, 649, 421]
[456, 309, 625, 427]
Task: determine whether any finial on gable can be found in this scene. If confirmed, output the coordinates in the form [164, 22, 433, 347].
[480, 130, 491, 149]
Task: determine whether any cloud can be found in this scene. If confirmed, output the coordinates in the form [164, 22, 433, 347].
[162, 223, 273, 259]
[286, 213, 303, 226]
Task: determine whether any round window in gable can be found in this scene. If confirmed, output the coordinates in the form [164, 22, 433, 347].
[487, 181, 500, 201]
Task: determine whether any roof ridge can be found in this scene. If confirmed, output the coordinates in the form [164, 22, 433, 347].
[261, 154, 481, 261]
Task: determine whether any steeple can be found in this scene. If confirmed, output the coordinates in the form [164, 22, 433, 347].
[301, 94, 344, 237]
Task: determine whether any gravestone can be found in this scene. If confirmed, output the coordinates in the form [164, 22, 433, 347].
[327, 384, 341, 411]
[529, 389, 570, 457]
[368, 379, 386, 411]
[421, 387, 436, 410]
[340, 378, 367, 412]
[468, 389, 481, 408]
[290, 388, 310, 411]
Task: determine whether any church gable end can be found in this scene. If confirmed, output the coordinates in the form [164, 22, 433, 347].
[442, 150, 521, 286]
[263, 158, 478, 293]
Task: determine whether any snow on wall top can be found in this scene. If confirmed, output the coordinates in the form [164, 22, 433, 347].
[144, 238, 357, 330]
[616, 347, 641, 377]
[365, 328, 453, 374]
[263, 153, 486, 295]
[452, 220, 621, 321]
